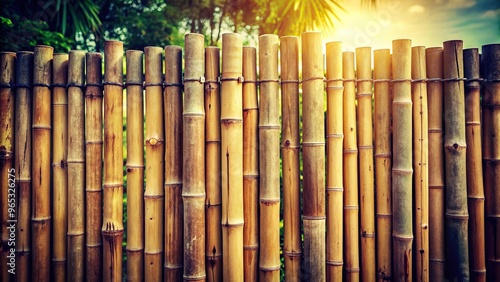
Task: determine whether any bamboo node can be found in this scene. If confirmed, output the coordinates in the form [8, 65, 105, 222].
[301, 76, 325, 83]
[326, 187, 343, 192]
[374, 153, 392, 158]
[376, 213, 392, 218]
[373, 78, 391, 83]
[356, 92, 373, 98]
[326, 86, 344, 90]
[283, 251, 302, 257]
[302, 215, 326, 220]
[125, 81, 143, 87]
[344, 205, 359, 210]
[164, 82, 183, 88]
[362, 232, 375, 238]
[359, 145, 374, 150]
[33, 82, 51, 88]
[325, 78, 343, 83]
[164, 264, 183, 270]
[302, 141, 325, 147]
[345, 267, 360, 273]
[392, 168, 413, 175]
[31, 216, 51, 222]
[183, 76, 205, 83]
[445, 213, 469, 219]
[103, 81, 124, 87]
[259, 266, 281, 271]
[281, 79, 300, 84]
[183, 275, 207, 281]
[326, 133, 343, 138]
[392, 233, 413, 241]
[326, 260, 344, 266]
[220, 76, 244, 83]
[243, 245, 259, 250]
[259, 125, 280, 130]
[67, 82, 85, 88]
[52, 82, 67, 88]
[86, 82, 102, 89]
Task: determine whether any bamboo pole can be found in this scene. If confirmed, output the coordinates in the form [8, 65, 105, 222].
[391, 39, 413, 281]
[411, 46, 429, 282]
[481, 43, 500, 281]
[102, 40, 124, 282]
[464, 48, 486, 282]
[280, 36, 302, 282]
[85, 52, 103, 281]
[51, 53, 68, 282]
[164, 45, 183, 281]
[220, 33, 244, 281]
[443, 40, 469, 281]
[325, 41, 343, 282]
[14, 51, 33, 282]
[32, 45, 53, 282]
[144, 46, 165, 281]
[342, 51, 360, 282]
[125, 50, 144, 281]
[182, 34, 206, 281]
[205, 46, 222, 282]
[301, 31, 326, 281]
[425, 47, 445, 281]
[242, 46, 259, 281]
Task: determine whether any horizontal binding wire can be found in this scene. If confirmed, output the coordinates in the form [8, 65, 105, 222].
[427, 78, 442, 82]
[164, 82, 183, 87]
[281, 79, 299, 84]
[373, 78, 391, 83]
[220, 76, 244, 83]
[391, 78, 412, 83]
[183, 76, 205, 83]
[103, 81, 124, 87]
[357, 78, 373, 83]
[86, 83, 102, 88]
[243, 79, 257, 84]
[52, 83, 67, 88]
[325, 78, 343, 83]
[441, 77, 467, 82]
[483, 78, 500, 83]
[33, 82, 51, 88]
[67, 82, 85, 88]
[144, 82, 163, 87]
[0, 83, 13, 88]
[258, 79, 279, 84]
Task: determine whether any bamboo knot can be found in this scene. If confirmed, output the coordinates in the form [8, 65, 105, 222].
[146, 138, 164, 146]
[220, 76, 244, 83]
[183, 76, 205, 83]
[326, 260, 344, 266]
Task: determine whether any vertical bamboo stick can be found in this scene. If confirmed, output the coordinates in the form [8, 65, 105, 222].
[164, 45, 183, 281]
[280, 36, 302, 282]
[464, 48, 486, 282]
[32, 45, 53, 282]
[443, 39, 469, 281]
[221, 33, 244, 281]
[301, 31, 326, 281]
[342, 51, 360, 282]
[126, 50, 144, 281]
[85, 52, 103, 281]
[144, 46, 165, 281]
[51, 53, 68, 282]
[102, 40, 124, 282]
[242, 46, 259, 281]
[15, 51, 33, 282]
[205, 46, 222, 282]
[425, 47, 445, 281]
[325, 41, 343, 282]
[392, 39, 413, 281]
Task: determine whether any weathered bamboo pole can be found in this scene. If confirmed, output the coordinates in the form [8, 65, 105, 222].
[425, 47, 445, 281]
[242, 46, 259, 281]
[144, 46, 165, 281]
[325, 41, 343, 282]
[464, 48, 486, 282]
[392, 39, 413, 281]
[164, 45, 183, 281]
[301, 31, 326, 281]
[32, 45, 53, 282]
[342, 51, 360, 282]
[204, 46, 222, 282]
[221, 33, 244, 281]
[411, 46, 429, 282]
[85, 52, 103, 281]
[481, 43, 500, 281]
[125, 50, 144, 281]
[280, 36, 302, 282]
[182, 34, 206, 281]
[102, 40, 124, 282]
[443, 40, 469, 281]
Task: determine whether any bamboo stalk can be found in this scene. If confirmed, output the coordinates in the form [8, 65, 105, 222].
[325, 41, 343, 282]
[391, 39, 413, 281]
[205, 46, 222, 282]
[464, 48, 486, 282]
[443, 39, 469, 281]
[85, 52, 103, 281]
[411, 46, 429, 282]
[220, 33, 244, 281]
[126, 50, 144, 281]
[164, 45, 183, 281]
[144, 46, 165, 281]
[242, 46, 259, 281]
[32, 45, 53, 282]
[14, 51, 33, 282]
[425, 47, 445, 281]
[102, 40, 124, 282]
[280, 36, 302, 282]
[301, 31, 326, 281]
[481, 43, 500, 281]
[342, 51, 360, 282]
[182, 34, 206, 281]
[356, 46, 376, 281]
[51, 53, 68, 282]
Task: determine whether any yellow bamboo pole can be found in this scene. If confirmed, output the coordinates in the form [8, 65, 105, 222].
[221, 33, 244, 281]
[102, 40, 124, 282]
[125, 50, 144, 281]
[242, 46, 259, 281]
[32, 45, 53, 282]
[280, 36, 302, 282]
[301, 31, 326, 281]
[425, 47, 445, 281]
[164, 45, 184, 281]
[464, 47, 486, 282]
[144, 46, 165, 282]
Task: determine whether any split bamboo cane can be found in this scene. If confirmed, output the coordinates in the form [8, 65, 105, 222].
[464, 48, 486, 282]
[301, 31, 326, 281]
[325, 41, 343, 282]
[182, 34, 206, 281]
[280, 36, 302, 282]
